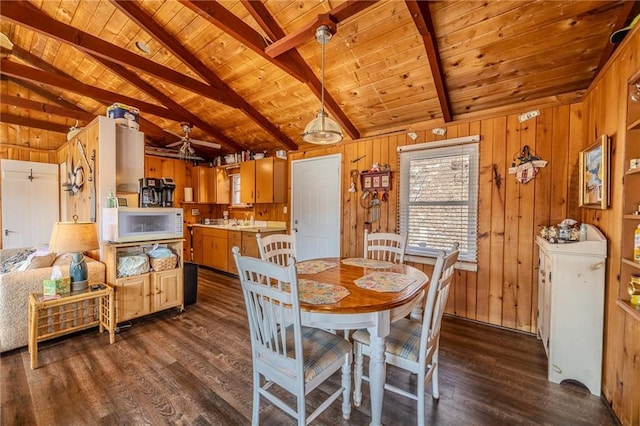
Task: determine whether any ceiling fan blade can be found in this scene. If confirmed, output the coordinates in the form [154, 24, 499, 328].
[190, 139, 222, 149]
[145, 147, 204, 161]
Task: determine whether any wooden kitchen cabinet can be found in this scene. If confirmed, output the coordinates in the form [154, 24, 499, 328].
[240, 161, 256, 203]
[240, 158, 286, 204]
[216, 167, 230, 204]
[191, 227, 203, 264]
[197, 166, 216, 203]
[228, 230, 242, 274]
[200, 228, 229, 271]
[102, 239, 184, 323]
[242, 232, 260, 258]
[115, 274, 152, 321]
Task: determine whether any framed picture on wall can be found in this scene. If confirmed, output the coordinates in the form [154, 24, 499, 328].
[579, 134, 610, 209]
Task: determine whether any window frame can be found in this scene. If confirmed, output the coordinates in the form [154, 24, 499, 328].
[398, 136, 479, 263]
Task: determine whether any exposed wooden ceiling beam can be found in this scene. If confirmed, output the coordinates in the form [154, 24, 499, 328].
[1, 94, 94, 123]
[1, 113, 70, 133]
[8, 45, 167, 138]
[8, 78, 91, 114]
[1, 61, 176, 122]
[240, 1, 361, 140]
[264, 14, 337, 59]
[111, 0, 297, 151]
[0, 1, 239, 108]
[183, 0, 360, 140]
[89, 54, 242, 153]
[263, 1, 379, 58]
[405, 0, 452, 122]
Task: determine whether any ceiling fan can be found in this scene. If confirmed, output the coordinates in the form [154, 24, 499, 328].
[165, 122, 221, 158]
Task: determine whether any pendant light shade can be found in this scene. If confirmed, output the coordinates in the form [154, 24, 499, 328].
[302, 25, 343, 144]
[302, 110, 343, 144]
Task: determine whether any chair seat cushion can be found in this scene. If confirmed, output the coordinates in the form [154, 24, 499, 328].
[352, 318, 422, 362]
[287, 326, 352, 382]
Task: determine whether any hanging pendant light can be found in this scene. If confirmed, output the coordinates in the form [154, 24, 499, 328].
[302, 25, 343, 144]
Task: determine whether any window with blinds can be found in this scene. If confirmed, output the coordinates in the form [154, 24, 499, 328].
[399, 141, 479, 262]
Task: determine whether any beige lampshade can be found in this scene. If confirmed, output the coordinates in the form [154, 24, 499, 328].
[49, 219, 99, 254]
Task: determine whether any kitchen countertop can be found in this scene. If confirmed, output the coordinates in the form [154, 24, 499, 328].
[189, 221, 287, 233]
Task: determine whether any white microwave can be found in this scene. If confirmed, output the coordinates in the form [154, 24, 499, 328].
[102, 207, 183, 243]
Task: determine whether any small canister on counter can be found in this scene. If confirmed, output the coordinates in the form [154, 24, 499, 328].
[629, 274, 640, 306]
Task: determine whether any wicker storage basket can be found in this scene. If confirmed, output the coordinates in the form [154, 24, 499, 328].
[149, 254, 178, 271]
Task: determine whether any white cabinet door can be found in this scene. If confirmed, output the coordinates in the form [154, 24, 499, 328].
[1, 160, 59, 248]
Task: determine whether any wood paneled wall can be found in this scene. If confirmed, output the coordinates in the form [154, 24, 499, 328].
[579, 28, 640, 426]
[0, 79, 69, 160]
[290, 105, 583, 334]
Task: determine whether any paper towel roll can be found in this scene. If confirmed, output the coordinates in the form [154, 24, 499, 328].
[184, 187, 193, 202]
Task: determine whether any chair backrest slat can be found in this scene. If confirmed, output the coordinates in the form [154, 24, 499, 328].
[364, 229, 407, 263]
[420, 243, 459, 358]
[257, 233, 297, 266]
[233, 246, 304, 381]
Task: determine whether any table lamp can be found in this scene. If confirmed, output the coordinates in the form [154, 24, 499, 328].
[49, 215, 99, 291]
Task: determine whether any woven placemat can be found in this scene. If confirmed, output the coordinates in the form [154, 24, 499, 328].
[354, 272, 417, 292]
[341, 257, 394, 269]
[296, 259, 338, 274]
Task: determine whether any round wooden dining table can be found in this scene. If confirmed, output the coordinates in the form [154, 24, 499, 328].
[297, 257, 429, 426]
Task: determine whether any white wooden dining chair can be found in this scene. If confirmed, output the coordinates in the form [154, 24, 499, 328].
[352, 244, 460, 426]
[410, 242, 460, 323]
[364, 229, 407, 263]
[256, 232, 297, 266]
[232, 246, 352, 425]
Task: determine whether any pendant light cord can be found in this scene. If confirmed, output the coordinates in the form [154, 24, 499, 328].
[321, 37, 325, 113]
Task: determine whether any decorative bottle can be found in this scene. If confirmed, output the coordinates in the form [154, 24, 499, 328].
[634, 224, 640, 263]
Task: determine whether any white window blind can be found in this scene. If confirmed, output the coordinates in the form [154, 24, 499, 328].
[399, 141, 479, 262]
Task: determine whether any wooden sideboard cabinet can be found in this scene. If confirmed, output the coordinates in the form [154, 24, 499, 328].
[535, 224, 607, 395]
[102, 239, 184, 323]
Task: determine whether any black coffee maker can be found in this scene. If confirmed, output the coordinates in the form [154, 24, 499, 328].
[161, 177, 176, 207]
[139, 177, 162, 207]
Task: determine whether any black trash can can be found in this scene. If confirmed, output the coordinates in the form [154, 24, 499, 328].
[184, 262, 198, 305]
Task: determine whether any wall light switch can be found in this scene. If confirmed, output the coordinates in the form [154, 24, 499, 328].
[283, 206, 288, 214]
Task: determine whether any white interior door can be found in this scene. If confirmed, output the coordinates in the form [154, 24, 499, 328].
[291, 154, 341, 261]
[1, 160, 59, 248]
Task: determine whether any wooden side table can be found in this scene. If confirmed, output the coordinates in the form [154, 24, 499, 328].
[28, 283, 115, 369]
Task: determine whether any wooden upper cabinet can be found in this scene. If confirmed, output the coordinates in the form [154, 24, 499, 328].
[215, 167, 230, 204]
[240, 158, 286, 204]
[197, 166, 216, 203]
[240, 161, 256, 203]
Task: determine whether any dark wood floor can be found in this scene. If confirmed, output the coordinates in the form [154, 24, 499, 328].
[2, 268, 617, 426]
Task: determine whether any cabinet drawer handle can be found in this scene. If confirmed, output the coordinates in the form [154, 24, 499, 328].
[591, 262, 604, 270]
[552, 364, 562, 373]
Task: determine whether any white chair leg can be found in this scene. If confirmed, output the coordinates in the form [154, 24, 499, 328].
[252, 371, 260, 426]
[417, 372, 426, 426]
[341, 354, 352, 419]
[353, 342, 363, 407]
[297, 393, 306, 426]
[432, 350, 440, 399]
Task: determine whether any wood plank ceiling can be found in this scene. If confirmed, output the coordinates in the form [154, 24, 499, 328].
[0, 0, 637, 160]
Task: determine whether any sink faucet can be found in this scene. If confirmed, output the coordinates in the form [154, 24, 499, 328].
[230, 218, 239, 226]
